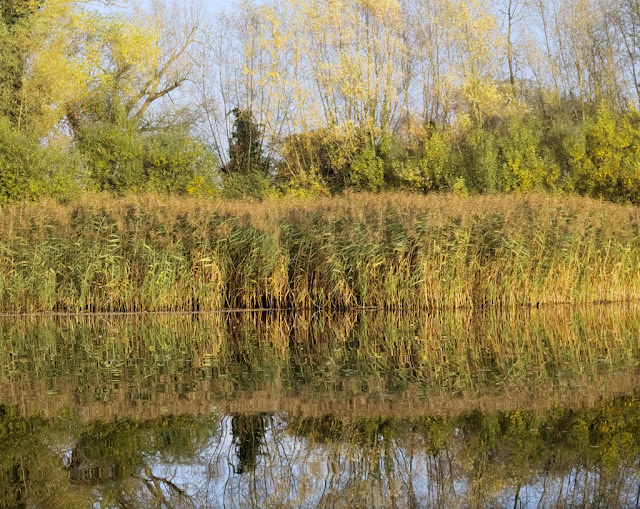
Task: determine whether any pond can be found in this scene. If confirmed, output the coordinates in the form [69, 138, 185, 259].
[0, 308, 639, 508]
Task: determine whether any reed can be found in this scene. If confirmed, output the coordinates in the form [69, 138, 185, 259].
[1, 192, 639, 312]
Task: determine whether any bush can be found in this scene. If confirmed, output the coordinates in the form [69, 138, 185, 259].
[279, 126, 389, 193]
[457, 127, 500, 193]
[278, 128, 341, 192]
[142, 129, 218, 195]
[349, 144, 385, 191]
[568, 107, 640, 203]
[0, 116, 81, 203]
[497, 114, 559, 192]
[76, 120, 144, 193]
[416, 124, 454, 191]
[381, 141, 424, 191]
[221, 171, 273, 200]
[77, 120, 218, 195]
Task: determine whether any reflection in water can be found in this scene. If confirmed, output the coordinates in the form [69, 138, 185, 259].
[231, 414, 267, 475]
[0, 400, 639, 508]
[0, 308, 638, 507]
[1, 308, 639, 418]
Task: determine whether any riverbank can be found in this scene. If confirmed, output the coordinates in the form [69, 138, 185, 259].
[1, 192, 639, 313]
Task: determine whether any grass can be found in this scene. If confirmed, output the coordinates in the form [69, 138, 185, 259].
[1, 192, 639, 312]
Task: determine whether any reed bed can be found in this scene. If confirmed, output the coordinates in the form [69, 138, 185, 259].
[1, 192, 639, 312]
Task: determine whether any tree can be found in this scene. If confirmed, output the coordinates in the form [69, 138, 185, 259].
[1, 0, 41, 25]
[223, 108, 270, 176]
[503, 0, 523, 90]
[75, 97, 218, 194]
[220, 108, 271, 198]
[0, 0, 84, 135]
[66, 0, 210, 135]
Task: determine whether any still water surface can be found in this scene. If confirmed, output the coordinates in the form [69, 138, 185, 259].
[0, 309, 639, 508]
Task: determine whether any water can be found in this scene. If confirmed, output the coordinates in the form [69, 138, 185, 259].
[0, 309, 639, 508]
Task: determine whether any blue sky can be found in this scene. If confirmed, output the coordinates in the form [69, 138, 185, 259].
[203, 0, 231, 14]
[94, 0, 232, 15]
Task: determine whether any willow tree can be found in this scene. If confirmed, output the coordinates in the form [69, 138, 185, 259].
[66, 0, 209, 134]
[0, 0, 94, 201]
[0, 0, 215, 199]
[0, 0, 90, 135]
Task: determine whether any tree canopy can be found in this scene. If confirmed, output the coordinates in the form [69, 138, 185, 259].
[2, 0, 640, 202]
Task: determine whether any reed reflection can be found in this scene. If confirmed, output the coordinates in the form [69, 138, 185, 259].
[0, 308, 638, 507]
[0, 307, 638, 419]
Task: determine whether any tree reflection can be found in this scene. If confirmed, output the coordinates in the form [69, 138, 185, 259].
[231, 414, 268, 475]
[1, 397, 639, 507]
[0, 409, 217, 508]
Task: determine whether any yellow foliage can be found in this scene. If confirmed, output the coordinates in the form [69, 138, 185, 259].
[570, 107, 640, 203]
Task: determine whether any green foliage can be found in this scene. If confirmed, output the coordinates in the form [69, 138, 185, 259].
[458, 127, 500, 193]
[281, 114, 562, 197]
[380, 141, 423, 191]
[221, 171, 273, 199]
[278, 128, 342, 192]
[0, 117, 41, 201]
[0, 116, 81, 203]
[76, 116, 144, 193]
[142, 129, 219, 195]
[452, 177, 469, 196]
[75, 98, 218, 195]
[26, 142, 84, 203]
[77, 124, 218, 195]
[278, 129, 332, 181]
[224, 108, 270, 176]
[271, 107, 640, 201]
[0, 0, 43, 28]
[349, 143, 385, 191]
[497, 115, 559, 192]
[280, 127, 387, 193]
[417, 124, 453, 190]
[0, 2, 31, 129]
[3, 0, 640, 206]
[222, 108, 271, 198]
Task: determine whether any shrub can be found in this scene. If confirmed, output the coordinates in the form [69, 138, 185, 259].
[417, 125, 453, 191]
[142, 129, 218, 195]
[0, 116, 81, 203]
[348, 143, 385, 191]
[497, 114, 559, 192]
[76, 113, 218, 195]
[457, 127, 500, 193]
[568, 107, 640, 203]
[76, 120, 144, 193]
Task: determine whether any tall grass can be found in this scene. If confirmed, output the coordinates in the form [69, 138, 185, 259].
[1, 192, 639, 312]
